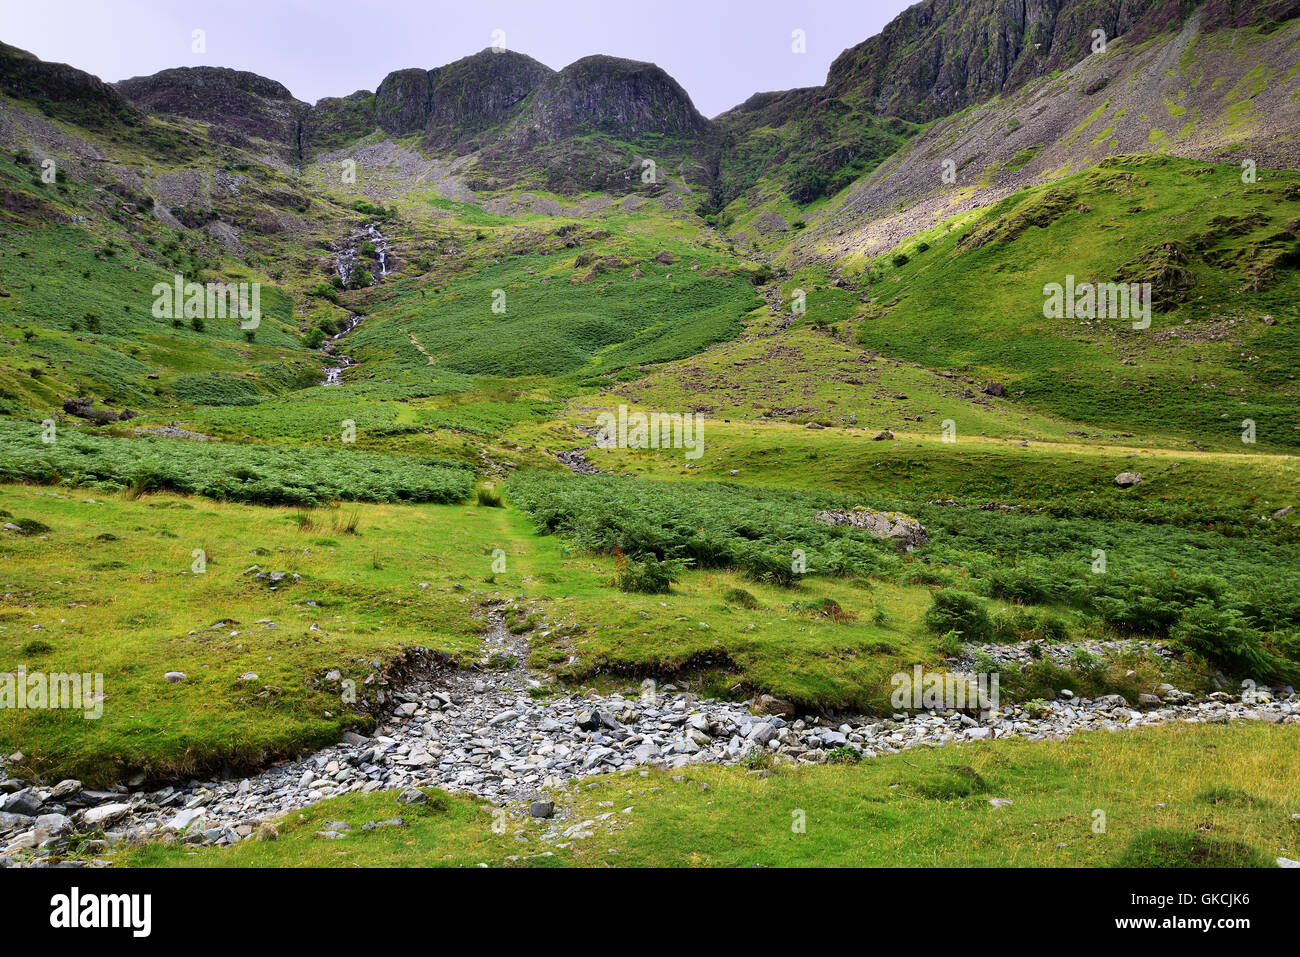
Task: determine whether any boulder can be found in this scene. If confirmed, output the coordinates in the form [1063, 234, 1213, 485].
[752, 694, 795, 719]
[814, 506, 929, 550]
[82, 803, 131, 828]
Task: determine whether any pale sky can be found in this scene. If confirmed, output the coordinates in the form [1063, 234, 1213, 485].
[3, 0, 915, 117]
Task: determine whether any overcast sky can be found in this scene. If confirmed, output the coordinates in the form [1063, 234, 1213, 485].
[4, 0, 914, 117]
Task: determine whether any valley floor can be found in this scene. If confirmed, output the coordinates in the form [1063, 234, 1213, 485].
[120, 722, 1300, 868]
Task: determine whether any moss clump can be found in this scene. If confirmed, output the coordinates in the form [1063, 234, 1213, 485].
[1116, 829, 1272, 868]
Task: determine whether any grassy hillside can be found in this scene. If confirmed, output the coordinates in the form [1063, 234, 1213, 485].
[838, 156, 1300, 448]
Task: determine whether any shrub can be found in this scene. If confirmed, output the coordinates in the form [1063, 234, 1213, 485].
[992, 607, 1069, 643]
[307, 283, 340, 304]
[1091, 574, 1227, 637]
[987, 564, 1055, 604]
[0, 420, 476, 506]
[1170, 602, 1276, 679]
[923, 590, 993, 642]
[722, 587, 759, 609]
[475, 487, 504, 508]
[613, 551, 684, 594]
[826, 746, 862, 764]
[346, 266, 374, 290]
[789, 597, 855, 623]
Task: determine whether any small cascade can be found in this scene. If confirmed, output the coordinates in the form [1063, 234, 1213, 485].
[366, 224, 390, 276]
[333, 224, 391, 286]
[321, 314, 363, 387]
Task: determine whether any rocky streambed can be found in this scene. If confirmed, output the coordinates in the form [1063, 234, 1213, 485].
[2, 608, 1297, 866]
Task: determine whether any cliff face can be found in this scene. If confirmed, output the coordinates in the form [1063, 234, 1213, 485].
[425, 50, 554, 146]
[824, 0, 1159, 121]
[372, 67, 433, 136]
[301, 90, 375, 154]
[116, 66, 308, 152]
[823, 0, 1300, 122]
[373, 50, 553, 146]
[89, 48, 708, 171]
[513, 55, 707, 144]
[0, 41, 140, 131]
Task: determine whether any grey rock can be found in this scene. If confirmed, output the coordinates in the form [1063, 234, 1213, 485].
[747, 723, 778, 745]
[47, 780, 82, 802]
[3, 791, 42, 816]
[813, 507, 928, 550]
[82, 803, 131, 828]
[34, 814, 72, 838]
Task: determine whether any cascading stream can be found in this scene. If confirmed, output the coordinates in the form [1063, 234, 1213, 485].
[322, 314, 362, 386]
[322, 224, 388, 385]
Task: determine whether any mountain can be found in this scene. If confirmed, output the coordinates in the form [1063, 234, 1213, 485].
[824, 0, 1300, 121]
[2, 1, 1300, 875]
[373, 49, 551, 146]
[0, 39, 139, 131]
[516, 54, 707, 142]
[780, 6, 1300, 264]
[117, 66, 308, 162]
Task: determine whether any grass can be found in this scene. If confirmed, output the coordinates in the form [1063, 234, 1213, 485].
[346, 249, 762, 382]
[842, 156, 1300, 451]
[5, 62, 1299, 871]
[0, 486, 516, 783]
[120, 722, 1299, 867]
[507, 461, 1300, 683]
[0, 151, 348, 418]
[0, 483, 932, 781]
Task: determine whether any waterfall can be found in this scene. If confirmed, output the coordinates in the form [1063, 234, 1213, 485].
[321, 314, 363, 387]
[366, 224, 389, 276]
[333, 224, 390, 285]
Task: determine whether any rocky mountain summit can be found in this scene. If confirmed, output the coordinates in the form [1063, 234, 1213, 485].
[116, 66, 305, 150]
[374, 49, 553, 146]
[10, 0, 1298, 205]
